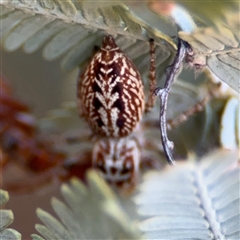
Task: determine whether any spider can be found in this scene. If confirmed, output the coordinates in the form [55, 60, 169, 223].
[0, 74, 158, 193]
[76, 35, 216, 191]
[76, 35, 158, 191]
[1, 36, 215, 193]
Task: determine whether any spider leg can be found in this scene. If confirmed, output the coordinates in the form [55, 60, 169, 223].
[145, 39, 157, 112]
[167, 94, 211, 130]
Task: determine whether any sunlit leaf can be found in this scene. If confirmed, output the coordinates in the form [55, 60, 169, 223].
[33, 171, 143, 240]
[32, 149, 239, 239]
[135, 149, 239, 239]
[0, 190, 9, 206]
[0, 189, 21, 239]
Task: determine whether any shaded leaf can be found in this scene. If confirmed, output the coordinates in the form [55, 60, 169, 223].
[166, 78, 208, 120]
[0, 228, 21, 240]
[0, 189, 21, 239]
[1, 1, 175, 72]
[0, 190, 9, 206]
[3, 15, 54, 51]
[33, 171, 142, 239]
[0, 210, 14, 230]
[179, 27, 240, 92]
[135, 149, 239, 239]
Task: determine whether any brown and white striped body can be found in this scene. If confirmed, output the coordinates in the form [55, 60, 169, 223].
[77, 35, 156, 190]
[77, 35, 145, 138]
[92, 137, 140, 189]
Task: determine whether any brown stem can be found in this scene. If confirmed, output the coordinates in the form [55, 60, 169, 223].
[154, 39, 191, 165]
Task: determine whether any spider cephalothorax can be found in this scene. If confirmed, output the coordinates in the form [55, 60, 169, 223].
[92, 137, 140, 189]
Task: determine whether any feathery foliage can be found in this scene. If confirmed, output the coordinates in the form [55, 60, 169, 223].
[179, 26, 240, 92]
[135, 149, 239, 239]
[1, 1, 239, 91]
[30, 149, 239, 239]
[0, 1, 239, 239]
[32, 171, 142, 240]
[0, 190, 21, 240]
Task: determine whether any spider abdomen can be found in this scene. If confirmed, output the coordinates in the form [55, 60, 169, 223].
[78, 35, 145, 138]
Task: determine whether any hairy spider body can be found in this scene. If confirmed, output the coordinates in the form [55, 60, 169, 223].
[77, 35, 158, 190]
[77, 35, 145, 138]
[92, 137, 141, 189]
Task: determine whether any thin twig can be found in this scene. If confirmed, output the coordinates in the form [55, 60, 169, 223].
[154, 39, 191, 165]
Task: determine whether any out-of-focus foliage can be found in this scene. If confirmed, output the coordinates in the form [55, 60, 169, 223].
[178, 0, 239, 27]
[31, 149, 239, 239]
[220, 96, 239, 150]
[0, 189, 21, 240]
[135, 149, 239, 239]
[31, 171, 142, 240]
[148, 0, 239, 27]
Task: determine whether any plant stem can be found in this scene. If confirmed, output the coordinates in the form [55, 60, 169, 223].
[154, 39, 191, 165]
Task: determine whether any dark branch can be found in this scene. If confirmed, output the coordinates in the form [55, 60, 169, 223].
[154, 39, 191, 165]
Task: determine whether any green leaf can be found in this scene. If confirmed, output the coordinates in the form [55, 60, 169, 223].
[1, 1, 175, 72]
[0, 190, 9, 206]
[36, 209, 74, 239]
[0, 228, 21, 240]
[33, 171, 142, 240]
[31, 233, 45, 240]
[0, 190, 21, 239]
[32, 149, 239, 239]
[179, 26, 240, 92]
[0, 210, 14, 230]
[34, 224, 56, 239]
[135, 149, 239, 239]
